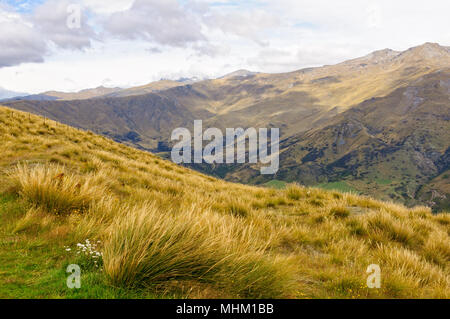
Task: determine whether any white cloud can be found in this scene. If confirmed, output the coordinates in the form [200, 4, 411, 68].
[0, 0, 450, 93]
[104, 0, 206, 47]
[32, 0, 96, 50]
[204, 8, 280, 46]
[0, 7, 47, 67]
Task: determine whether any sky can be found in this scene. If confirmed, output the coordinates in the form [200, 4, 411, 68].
[0, 0, 449, 94]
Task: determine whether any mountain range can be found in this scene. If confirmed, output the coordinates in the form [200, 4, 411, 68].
[3, 42, 449, 211]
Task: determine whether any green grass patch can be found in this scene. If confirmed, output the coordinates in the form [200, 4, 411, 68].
[0, 193, 160, 299]
[375, 178, 392, 185]
[316, 181, 358, 193]
[264, 180, 287, 189]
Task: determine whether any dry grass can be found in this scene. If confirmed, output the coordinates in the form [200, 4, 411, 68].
[8, 164, 106, 215]
[102, 203, 294, 298]
[0, 106, 449, 298]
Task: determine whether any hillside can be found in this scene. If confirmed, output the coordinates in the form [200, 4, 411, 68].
[3, 43, 450, 210]
[103, 79, 191, 98]
[42, 86, 122, 100]
[0, 106, 449, 299]
[3, 91, 213, 150]
[226, 69, 450, 212]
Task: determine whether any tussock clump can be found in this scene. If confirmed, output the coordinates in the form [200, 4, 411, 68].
[309, 199, 324, 207]
[409, 206, 432, 218]
[102, 203, 294, 297]
[346, 219, 367, 237]
[286, 184, 304, 200]
[376, 245, 449, 289]
[330, 206, 350, 218]
[226, 201, 250, 218]
[103, 204, 224, 287]
[365, 211, 424, 248]
[422, 231, 450, 268]
[13, 207, 55, 234]
[433, 214, 450, 227]
[8, 164, 105, 215]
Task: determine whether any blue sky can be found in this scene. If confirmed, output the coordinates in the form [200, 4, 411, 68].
[0, 0, 449, 94]
[3, 0, 45, 12]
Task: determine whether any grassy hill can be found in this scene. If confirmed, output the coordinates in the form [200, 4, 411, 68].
[103, 79, 189, 98]
[0, 106, 448, 298]
[4, 43, 450, 210]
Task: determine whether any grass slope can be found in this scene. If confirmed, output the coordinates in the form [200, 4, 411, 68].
[0, 106, 448, 299]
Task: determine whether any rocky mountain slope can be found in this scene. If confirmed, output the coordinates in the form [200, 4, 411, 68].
[229, 69, 450, 210]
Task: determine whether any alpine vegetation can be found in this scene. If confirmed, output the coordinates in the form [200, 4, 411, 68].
[0, 107, 448, 299]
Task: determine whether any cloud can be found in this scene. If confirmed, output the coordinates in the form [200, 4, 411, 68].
[105, 0, 206, 47]
[0, 7, 47, 67]
[204, 8, 279, 46]
[2, 0, 450, 92]
[246, 49, 295, 72]
[147, 47, 163, 54]
[32, 0, 96, 50]
[0, 0, 97, 68]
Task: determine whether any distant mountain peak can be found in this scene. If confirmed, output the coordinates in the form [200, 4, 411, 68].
[342, 42, 450, 68]
[418, 42, 446, 49]
[365, 48, 401, 62]
[399, 42, 450, 60]
[342, 48, 400, 66]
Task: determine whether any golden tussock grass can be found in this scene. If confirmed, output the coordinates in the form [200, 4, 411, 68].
[8, 164, 106, 215]
[0, 106, 448, 298]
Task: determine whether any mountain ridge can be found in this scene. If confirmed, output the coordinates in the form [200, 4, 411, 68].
[3, 42, 450, 211]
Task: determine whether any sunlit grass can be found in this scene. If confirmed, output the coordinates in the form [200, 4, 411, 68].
[0, 106, 448, 299]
